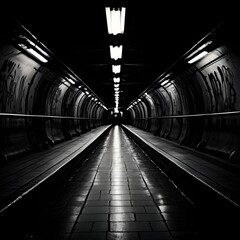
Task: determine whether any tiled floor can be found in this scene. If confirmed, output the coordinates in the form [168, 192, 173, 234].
[122, 125, 240, 207]
[34, 125, 200, 240]
[0, 125, 111, 213]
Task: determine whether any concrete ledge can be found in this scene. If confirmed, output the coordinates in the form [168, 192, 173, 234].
[0, 124, 112, 218]
[121, 124, 240, 216]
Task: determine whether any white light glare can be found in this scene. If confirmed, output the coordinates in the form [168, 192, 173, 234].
[112, 65, 121, 74]
[18, 38, 49, 63]
[110, 45, 123, 60]
[114, 107, 119, 113]
[113, 77, 120, 83]
[187, 41, 212, 64]
[105, 7, 126, 35]
[25, 47, 48, 63]
[187, 41, 212, 59]
[188, 51, 208, 64]
[66, 77, 75, 84]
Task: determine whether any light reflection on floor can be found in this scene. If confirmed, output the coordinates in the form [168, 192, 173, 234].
[35, 125, 199, 240]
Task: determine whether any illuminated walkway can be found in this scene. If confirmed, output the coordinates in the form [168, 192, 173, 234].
[34, 125, 199, 240]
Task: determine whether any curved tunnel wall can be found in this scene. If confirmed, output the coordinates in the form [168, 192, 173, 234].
[0, 24, 107, 162]
[127, 22, 240, 163]
[1, 18, 240, 166]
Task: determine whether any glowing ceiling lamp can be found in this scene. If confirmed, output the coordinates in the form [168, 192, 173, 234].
[19, 44, 48, 63]
[187, 41, 212, 64]
[27, 48, 48, 63]
[18, 37, 49, 63]
[188, 51, 208, 64]
[113, 77, 120, 83]
[112, 65, 121, 74]
[105, 7, 126, 35]
[110, 45, 123, 60]
[66, 77, 76, 84]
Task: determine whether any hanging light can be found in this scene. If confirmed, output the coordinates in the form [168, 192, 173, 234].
[113, 77, 120, 83]
[66, 77, 76, 84]
[112, 65, 121, 74]
[105, 7, 126, 35]
[26, 48, 48, 63]
[18, 37, 49, 63]
[110, 45, 123, 60]
[187, 41, 212, 64]
[188, 51, 208, 64]
[18, 43, 48, 63]
[105, 6, 126, 110]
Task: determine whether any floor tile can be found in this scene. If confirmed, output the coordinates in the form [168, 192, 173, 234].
[110, 222, 152, 232]
[31, 126, 201, 239]
[110, 213, 135, 221]
[107, 232, 139, 240]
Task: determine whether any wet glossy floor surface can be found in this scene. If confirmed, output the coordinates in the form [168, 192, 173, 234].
[33, 126, 200, 240]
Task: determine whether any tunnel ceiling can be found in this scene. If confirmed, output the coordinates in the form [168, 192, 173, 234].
[10, 1, 224, 110]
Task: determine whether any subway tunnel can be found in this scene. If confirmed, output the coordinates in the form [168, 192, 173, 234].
[1, 2, 240, 240]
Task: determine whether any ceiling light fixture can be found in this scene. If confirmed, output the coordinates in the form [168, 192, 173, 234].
[187, 41, 212, 64]
[112, 65, 121, 74]
[187, 51, 208, 64]
[113, 77, 120, 83]
[105, 7, 126, 35]
[18, 44, 48, 63]
[110, 45, 123, 60]
[105, 6, 126, 112]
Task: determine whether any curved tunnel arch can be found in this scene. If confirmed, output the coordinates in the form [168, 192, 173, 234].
[1, 17, 240, 165]
[126, 24, 240, 163]
[0, 31, 108, 162]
